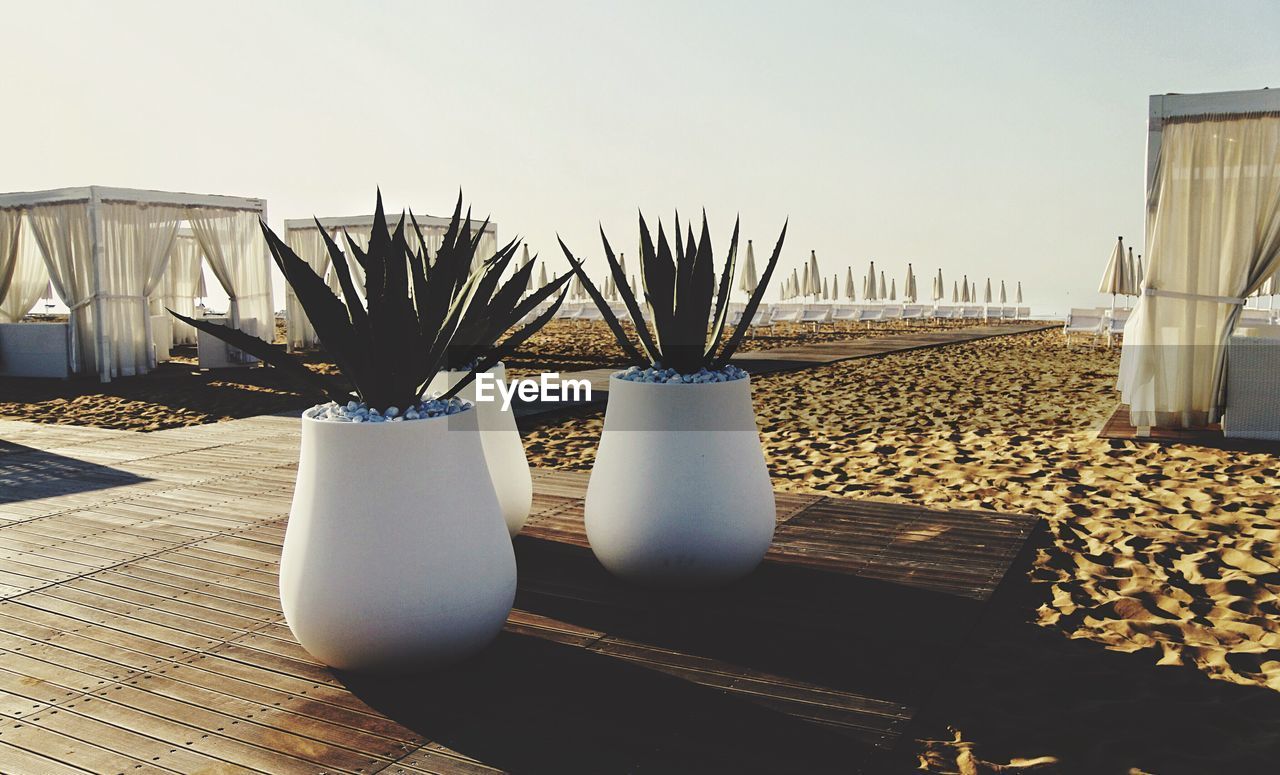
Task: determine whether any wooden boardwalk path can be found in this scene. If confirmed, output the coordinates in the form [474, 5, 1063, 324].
[516, 321, 1054, 420]
[0, 415, 1039, 773]
[1098, 403, 1280, 455]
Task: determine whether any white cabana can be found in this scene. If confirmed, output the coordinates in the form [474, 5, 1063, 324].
[0, 186, 270, 381]
[282, 212, 498, 350]
[1120, 88, 1280, 428]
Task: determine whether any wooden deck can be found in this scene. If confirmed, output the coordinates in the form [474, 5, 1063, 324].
[1098, 403, 1280, 455]
[0, 415, 1039, 773]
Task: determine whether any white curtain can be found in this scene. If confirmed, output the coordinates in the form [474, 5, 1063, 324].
[100, 203, 181, 375]
[0, 218, 52, 323]
[284, 227, 330, 350]
[1120, 115, 1280, 427]
[187, 208, 274, 342]
[163, 233, 204, 345]
[27, 202, 96, 374]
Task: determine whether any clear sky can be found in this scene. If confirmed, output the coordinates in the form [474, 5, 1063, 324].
[5, 0, 1279, 315]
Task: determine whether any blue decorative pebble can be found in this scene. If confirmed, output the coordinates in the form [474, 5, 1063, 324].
[615, 365, 748, 384]
[309, 397, 472, 422]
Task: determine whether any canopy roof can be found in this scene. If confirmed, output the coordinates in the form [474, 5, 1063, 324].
[0, 186, 265, 212]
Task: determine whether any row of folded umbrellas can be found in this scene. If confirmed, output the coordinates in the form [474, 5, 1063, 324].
[526, 243, 1024, 306]
[774, 254, 1023, 305]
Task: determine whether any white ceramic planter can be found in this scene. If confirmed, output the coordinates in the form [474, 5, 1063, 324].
[585, 375, 776, 587]
[279, 405, 516, 672]
[428, 363, 533, 536]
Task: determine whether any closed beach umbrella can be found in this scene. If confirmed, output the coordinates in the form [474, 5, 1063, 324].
[808, 251, 821, 299]
[971, 281, 977, 303]
[1135, 254, 1144, 294]
[1000, 280, 1007, 304]
[952, 281, 959, 303]
[983, 278, 992, 305]
[801, 262, 812, 298]
[519, 245, 534, 293]
[890, 278, 897, 301]
[844, 266, 855, 301]
[1016, 281, 1023, 304]
[537, 263, 549, 289]
[865, 260, 878, 302]
[1098, 236, 1128, 316]
[904, 263, 916, 303]
[739, 241, 758, 295]
[961, 274, 970, 304]
[821, 276, 829, 300]
[934, 268, 944, 302]
[790, 268, 800, 300]
[1126, 247, 1138, 297]
[878, 270, 887, 300]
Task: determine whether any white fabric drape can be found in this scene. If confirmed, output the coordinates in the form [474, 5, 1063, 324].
[187, 209, 274, 342]
[0, 210, 21, 314]
[27, 203, 96, 373]
[284, 228, 331, 350]
[100, 203, 181, 375]
[163, 234, 204, 345]
[0, 213, 52, 322]
[1119, 115, 1280, 427]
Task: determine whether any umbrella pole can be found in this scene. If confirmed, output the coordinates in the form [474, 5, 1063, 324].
[1109, 294, 1116, 347]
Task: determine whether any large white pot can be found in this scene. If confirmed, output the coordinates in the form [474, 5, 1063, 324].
[279, 404, 516, 672]
[585, 374, 776, 587]
[427, 363, 533, 536]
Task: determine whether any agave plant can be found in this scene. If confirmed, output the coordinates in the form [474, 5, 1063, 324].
[559, 212, 786, 373]
[171, 192, 572, 413]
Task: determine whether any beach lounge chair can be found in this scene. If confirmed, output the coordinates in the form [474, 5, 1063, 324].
[745, 305, 774, 332]
[1103, 308, 1131, 345]
[1240, 308, 1273, 327]
[1063, 307, 1105, 342]
[901, 304, 925, 320]
[557, 302, 584, 319]
[769, 304, 805, 327]
[931, 306, 957, 319]
[798, 304, 834, 330]
[576, 305, 605, 322]
[1000, 306, 1017, 319]
[960, 306, 983, 319]
[1016, 306, 1031, 319]
[830, 304, 859, 325]
[854, 306, 883, 324]
[880, 304, 904, 320]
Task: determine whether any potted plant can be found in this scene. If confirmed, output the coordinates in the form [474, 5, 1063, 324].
[427, 245, 569, 536]
[560, 212, 786, 587]
[172, 193, 569, 671]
